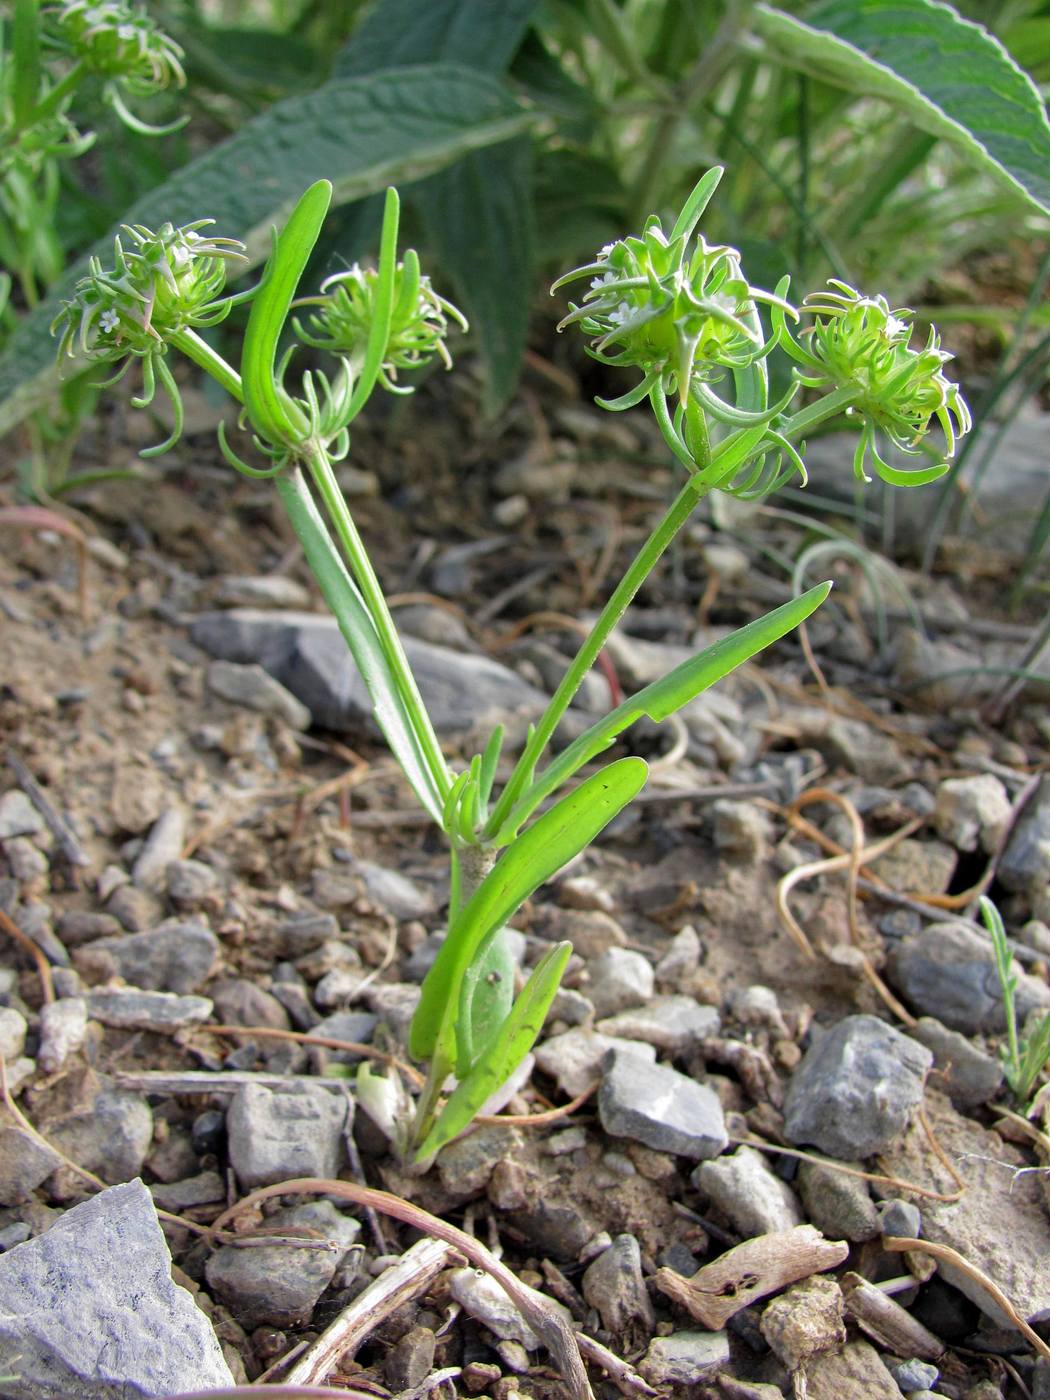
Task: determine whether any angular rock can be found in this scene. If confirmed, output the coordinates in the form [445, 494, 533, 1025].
[797, 1160, 879, 1243]
[56, 910, 122, 946]
[166, 859, 221, 909]
[804, 1340, 904, 1399]
[0, 1009, 26, 1063]
[760, 1274, 845, 1370]
[588, 947, 654, 1018]
[870, 838, 957, 896]
[354, 859, 436, 920]
[37, 999, 87, 1075]
[0, 791, 45, 840]
[207, 659, 312, 730]
[45, 1087, 152, 1187]
[226, 1081, 349, 1189]
[208, 976, 290, 1030]
[535, 1028, 657, 1098]
[934, 775, 1011, 854]
[783, 1015, 932, 1159]
[436, 1124, 522, 1197]
[581, 1233, 654, 1341]
[999, 774, 1050, 895]
[74, 919, 218, 994]
[205, 1198, 359, 1328]
[132, 808, 187, 892]
[191, 609, 549, 741]
[213, 574, 311, 609]
[693, 1145, 803, 1237]
[599, 1049, 727, 1160]
[275, 910, 340, 957]
[84, 989, 213, 1031]
[910, 1016, 1003, 1109]
[597, 996, 719, 1054]
[110, 766, 166, 836]
[0, 1179, 233, 1397]
[149, 1170, 225, 1211]
[638, 1331, 730, 1385]
[712, 800, 772, 862]
[801, 715, 909, 785]
[448, 1267, 553, 1348]
[887, 920, 1050, 1034]
[0, 1119, 62, 1206]
[655, 924, 701, 982]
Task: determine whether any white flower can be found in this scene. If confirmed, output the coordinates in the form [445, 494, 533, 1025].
[884, 315, 908, 339]
[99, 308, 120, 333]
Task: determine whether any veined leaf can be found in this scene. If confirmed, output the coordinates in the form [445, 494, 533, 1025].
[409, 756, 648, 1064]
[413, 941, 572, 1163]
[754, 0, 1050, 216]
[495, 582, 832, 842]
[457, 926, 516, 1077]
[0, 64, 532, 437]
[335, 0, 538, 76]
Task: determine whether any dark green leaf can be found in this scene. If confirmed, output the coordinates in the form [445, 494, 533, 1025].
[0, 64, 531, 437]
[755, 0, 1050, 215]
[335, 0, 538, 76]
[413, 137, 535, 415]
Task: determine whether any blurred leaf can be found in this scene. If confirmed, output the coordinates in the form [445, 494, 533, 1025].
[180, 24, 319, 93]
[414, 137, 535, 415]
[0, 64, 531, 437]
[755, 0, 1050, 214]
[533, 148, 626, 266]
[335, 0, 538, 76]
[1002, 17, 1050, 81]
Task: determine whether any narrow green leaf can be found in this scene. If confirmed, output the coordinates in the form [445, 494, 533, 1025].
[12, 0, 42, 131]
[478, 725, 504, 810]
[242, 180, 331, 444]
[496, 582, 832, 841]
[754, 0, 1050, 215]
[669, 166, 724, 243]
[274, 470, 446, 824]
[344, 187, 399, 423]
[414, 941, 572, 1162]
[3, 64, 532, 436]
[872, 459, 949, 488]
[409, 756, 648, 1062]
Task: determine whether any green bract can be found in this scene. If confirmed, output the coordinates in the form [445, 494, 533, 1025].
[776, 280, 972, 487]
[50, 0, 186, 93]
[295, 257, 469, 391]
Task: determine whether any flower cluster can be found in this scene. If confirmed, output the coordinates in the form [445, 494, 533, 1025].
[782, 280, 971, 484]
[295, 252, 468, 391]
[50, 0, 186, 94]
[52, 219, 245, 364]
[553, 215, 790, 403]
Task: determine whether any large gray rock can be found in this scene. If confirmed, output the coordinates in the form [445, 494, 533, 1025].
[73, 920, 218, 995]
[887, 919, 1050, 1034]
[783, 1015, 932, 1159]
[205, 1198, 359, 1328]
[693, 1145, 803, 1237]
[0, 1179, 233, 1398]
[191, 609, 549, 740]
[599, 1049, 727, 1160]
[227, 1081, 349, 1189]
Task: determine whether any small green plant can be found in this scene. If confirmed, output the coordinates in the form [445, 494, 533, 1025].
[52, 167, 969, 1165]
[982, 895, 1050, 1109]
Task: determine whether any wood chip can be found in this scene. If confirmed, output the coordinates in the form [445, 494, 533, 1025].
[653, 1225, 848, 1329]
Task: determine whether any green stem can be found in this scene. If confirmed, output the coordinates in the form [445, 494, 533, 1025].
[778, 384, 860, 442]
[170, 327, 243, 403]
[484, 470, 711, 841]
[303, 442, 451, 803]
[23, 60, 86, 129]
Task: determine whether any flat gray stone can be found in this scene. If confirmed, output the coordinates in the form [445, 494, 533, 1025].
[887, 920, 1050, 1034]
[535, 1028, 657, 1098]
[934, 775, 1011, 854]
[784, 1015, 932, 1159]
[213, 574, 311, 609]
[227, 1081, 349, 1189]
[0, 1121, 62, 1206]
[205, 1198, 359, 1329]
[84, 989, 214, 1031]
[45, 1088, 153, 1187]
[207, 659, 312, 729]
[191, 609, 548, 740]
[0, 791, 45, 840]
[0, 1179, 233, 1397]
[693, 1145, 803, 1237]
[599, 1049, 727, 1160]
[910, 1016, 1003, 1109]
[597, 996, 720, 1054]
[588, 947, 654, 1018]
[74, 920, 218, 994]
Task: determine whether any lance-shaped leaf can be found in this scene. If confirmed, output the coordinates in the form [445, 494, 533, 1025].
[242, 180, 331, 445]
[409, 756, 648, 1064]
[413, 940, 572, 1163]
[494, 583, 831, 842]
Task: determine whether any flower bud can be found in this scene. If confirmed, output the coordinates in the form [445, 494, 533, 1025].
[50, 0, 185, 95]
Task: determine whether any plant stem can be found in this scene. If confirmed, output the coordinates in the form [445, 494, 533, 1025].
[170, 327, 243, 403]
[485, 470, 711, 840]
[303, 441, 451, 803]
[23, 60, 86, 129]
[778, 384, 860, 442]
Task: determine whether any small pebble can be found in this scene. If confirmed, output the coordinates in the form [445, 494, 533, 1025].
[891, 1358, 939, 1391]
[879, 1198, 921, 1238]
[0, 1008, 27, 1063]
[37, 998, 88, 1074]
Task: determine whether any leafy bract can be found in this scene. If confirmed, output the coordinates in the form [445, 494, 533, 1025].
[494, 582, 832, 842]
[413, 940, 572, 1163]
[409, 756, 649, 1064]
[755, 0, 1050, 215]
[0, 63, 531, 436]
